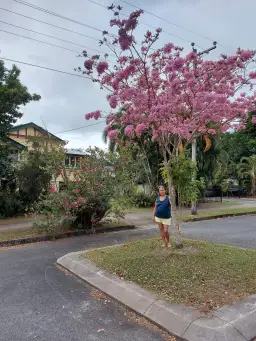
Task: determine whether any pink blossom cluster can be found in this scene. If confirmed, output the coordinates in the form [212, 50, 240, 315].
[85, 110, 101, 120]
[82, 8, 256, 145]
[96, 61, 108, 74]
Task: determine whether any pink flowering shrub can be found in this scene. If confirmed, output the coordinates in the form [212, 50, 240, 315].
[36, 148, 125, 233]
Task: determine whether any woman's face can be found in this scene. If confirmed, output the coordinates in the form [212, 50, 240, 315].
[159, 188, 165, 196]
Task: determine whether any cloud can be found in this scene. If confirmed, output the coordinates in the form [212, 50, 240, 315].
[1, 0, 255, 149]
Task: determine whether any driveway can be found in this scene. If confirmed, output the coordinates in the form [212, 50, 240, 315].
[0, 228, 180, 341]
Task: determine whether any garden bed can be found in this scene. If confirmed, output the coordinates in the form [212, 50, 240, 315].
[85, 237, 256, 312]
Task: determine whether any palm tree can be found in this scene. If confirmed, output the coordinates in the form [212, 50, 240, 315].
[237, 155, 256, 196]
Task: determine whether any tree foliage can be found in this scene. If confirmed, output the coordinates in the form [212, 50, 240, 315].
[0, 61, 40, 136]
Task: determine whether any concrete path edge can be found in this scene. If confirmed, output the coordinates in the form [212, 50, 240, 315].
[57, 250, 256, 341]
[0, 225, 135, 247]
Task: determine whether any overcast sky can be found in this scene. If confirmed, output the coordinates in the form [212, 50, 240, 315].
[1, 0, 255, 149]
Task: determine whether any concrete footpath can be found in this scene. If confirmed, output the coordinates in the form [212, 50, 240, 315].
[58, 249, 256, 341]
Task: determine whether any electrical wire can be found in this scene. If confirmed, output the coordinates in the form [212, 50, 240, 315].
[13, 0, 106, 33]
[54, 120, 106, 134]
[0, 7, 101, 42]
[87, 0, 203, 49]
[119, 0, 215, 43]
[0, 20, 111, 56]
[0, 28, 81, 54]
[0, 56, 91, 79]
[0, 29, 116, 63]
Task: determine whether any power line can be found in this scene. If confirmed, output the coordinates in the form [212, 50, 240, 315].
[54, 120, 106, 134]
[0, 28, 81, 54]
[0, 20, 111, 56]
[87, 0, 203, 49]
[0, 56, 91, 79]
[13, 0, 105, 34]
[119, 0, 215, 43]
[0, 56, 110, 134]
[0, 7, 101, 43]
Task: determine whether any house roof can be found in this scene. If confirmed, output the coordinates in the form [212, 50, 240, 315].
[8, 122, 64, 142]
[5, 137, 26, 149]
[66, 149, 87, 156]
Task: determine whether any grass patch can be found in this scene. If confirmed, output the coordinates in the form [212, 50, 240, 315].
[85, 237, 256, 312]
[0, 221, 132, 242]
[199, 201, 239, 207]
[0, 228, 46, 241]
[0, 215, 43, 225]
[183, 207, 256, 221]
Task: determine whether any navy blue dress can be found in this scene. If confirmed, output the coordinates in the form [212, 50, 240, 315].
[155, 196, 171, 219]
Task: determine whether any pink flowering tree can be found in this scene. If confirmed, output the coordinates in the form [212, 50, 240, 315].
[81, 6, 256, 246]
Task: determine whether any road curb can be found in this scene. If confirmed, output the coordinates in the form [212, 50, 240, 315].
[0, 225, 135, 247]
[185, 211, 256, 222]
[57, 250, 256, 341]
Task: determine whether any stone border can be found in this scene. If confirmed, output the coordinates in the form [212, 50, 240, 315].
[57, 249, 256, 341]
[0, 225, 135, 247]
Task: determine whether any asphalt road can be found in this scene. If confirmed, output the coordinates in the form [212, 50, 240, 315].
[1, 216, 255, 341]
[0, 228, 179, 341]
[183, 215, 256, 249]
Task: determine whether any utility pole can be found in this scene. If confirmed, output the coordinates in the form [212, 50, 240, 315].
[190, 41, 217, 215]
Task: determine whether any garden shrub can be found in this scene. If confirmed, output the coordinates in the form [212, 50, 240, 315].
[132, 192, 155, 208]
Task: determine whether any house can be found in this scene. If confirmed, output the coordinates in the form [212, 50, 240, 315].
[6, 122, 87, 190]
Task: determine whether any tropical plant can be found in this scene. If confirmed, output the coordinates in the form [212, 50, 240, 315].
[237, 155, 256, 196]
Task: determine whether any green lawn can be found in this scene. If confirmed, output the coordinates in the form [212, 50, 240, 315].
[183, 207, 256, 221]
[85, 238, 256, 312]
[0, 215, 43, 225]
[0, 221, 131, 242]
[0, 228, 46, 241]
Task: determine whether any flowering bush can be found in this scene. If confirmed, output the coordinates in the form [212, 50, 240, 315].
[35, 147, 126, 232]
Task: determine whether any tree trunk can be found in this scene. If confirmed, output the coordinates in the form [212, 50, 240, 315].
[167, 179, 183, 248]
[191, 139, 197, 215]
[250, 170, 255, 196]
[162, 155, 183, 248]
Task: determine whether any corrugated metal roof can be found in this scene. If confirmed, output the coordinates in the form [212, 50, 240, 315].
[65, 149, 87, 156]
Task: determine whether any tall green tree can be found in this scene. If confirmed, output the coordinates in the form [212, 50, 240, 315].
[0, 60, 40, 136]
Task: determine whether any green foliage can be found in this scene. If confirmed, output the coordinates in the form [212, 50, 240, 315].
[0, 60, 40, 136]
[237, 155, 256, 195]
[103, 108, 163, 191]
[0, 192, 22, 218]
[132, 192, 155, 208]
[18, 137, 66, 209]
[35, 147, 127, 233]
[161, 153, 205, 207]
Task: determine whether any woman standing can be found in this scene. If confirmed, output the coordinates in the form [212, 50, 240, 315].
[152, 185, 171, 248]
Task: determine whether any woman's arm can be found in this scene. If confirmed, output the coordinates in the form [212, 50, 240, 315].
[152, 201, 156, 221]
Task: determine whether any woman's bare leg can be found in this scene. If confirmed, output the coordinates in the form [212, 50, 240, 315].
[157, 223, 165, 247]
[163, 224, 171, 247]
